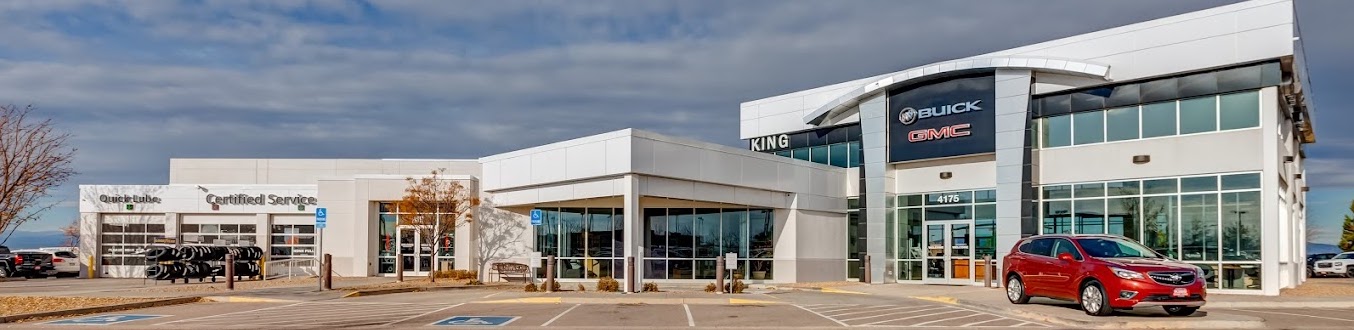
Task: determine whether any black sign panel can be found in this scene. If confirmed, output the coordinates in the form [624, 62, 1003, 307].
[887, 74, 996, 162]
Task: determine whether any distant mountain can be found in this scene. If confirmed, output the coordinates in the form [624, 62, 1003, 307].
[1308, 242, 1344, 254]
[1, 231, 68, 249]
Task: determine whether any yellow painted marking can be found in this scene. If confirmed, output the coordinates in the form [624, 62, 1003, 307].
[821, 287, 869, 295]
[913, 296, 959, 304]
[729, 298, 781, 305]
[477, 297, 564, 304]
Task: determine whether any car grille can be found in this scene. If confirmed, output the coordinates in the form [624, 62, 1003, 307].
[1143, 294, 1203, 302]
[1148, 271, 1196, 286]
[1316, 262, 1333, 268]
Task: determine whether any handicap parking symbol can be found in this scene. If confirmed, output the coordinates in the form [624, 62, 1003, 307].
[431, 316, 519, 326]
[45, 314, 166, 325]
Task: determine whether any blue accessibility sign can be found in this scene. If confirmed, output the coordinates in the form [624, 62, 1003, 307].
[432, 316, 519, 327]
[46, 314, 166, 325]
[315, 207, 328, 229]
[530, 209, 542, 226]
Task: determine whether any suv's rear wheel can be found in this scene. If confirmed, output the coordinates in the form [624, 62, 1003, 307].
[1006, 275, 1030, 304]
[1164, 305, 1199, 316]
[1080, 281, 1113, 316]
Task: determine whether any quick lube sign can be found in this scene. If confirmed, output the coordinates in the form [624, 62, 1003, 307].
[887, 74, 996, 162]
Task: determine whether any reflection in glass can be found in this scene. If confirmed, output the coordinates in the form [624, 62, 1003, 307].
[1073, 111, 1105, 145]
[1181, 194, 1219, 261]
[645, 209, 667, 257]
[723, 209, 747, 258]
[1181, 176, 1218, 192]
[829, 143, 848, 167]
[1042, 115, 1072, 147]
[695, 208, 721, 258]
[925, 206, 971, 221]
[1141, 102, 1177, 138]
[1074, 199, 1105, 234]
[1221, 173, 1261, 190]
[1221, 264, 1261, 290]
[1043, 201, 1072, 234]
[1179, 96, 1217, 134]
[1107, 197, 1140, 240]
[810, 145, 828, 164]
[749, 210, 773, 259]
[1219, 91, 1259, 130]
[1222, 192, 1261, 261]
[587, 208, 612, 257]
[1142, 196, 1178, 258]
[975, 205, 996, 258]
[561, 208, 585, 258]
[1105, 107, 1140, 142]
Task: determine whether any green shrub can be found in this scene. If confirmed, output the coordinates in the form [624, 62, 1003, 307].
[642, 282, 659, 292]
[524, 283, 539, 292]
[704, 283, 717, 292]
[596, 277, 620, 292]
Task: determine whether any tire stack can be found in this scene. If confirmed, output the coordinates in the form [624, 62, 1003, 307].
[144, 246, 265, 281]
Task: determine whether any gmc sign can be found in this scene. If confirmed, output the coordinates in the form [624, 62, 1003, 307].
[908, 124, 971, 142]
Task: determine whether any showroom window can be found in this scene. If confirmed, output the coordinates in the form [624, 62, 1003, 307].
[270, 225, 316, 261]
[99, 216, 167, 266]
[772, 141, 862, 168]
[377, 202, 458, 274]
[1038, 90, 1260, 148]
[181, 223, 257, 246]
[644, 208, 773, 280]
[1039, 172, 1262, 289]
[536, 208, 624, 279]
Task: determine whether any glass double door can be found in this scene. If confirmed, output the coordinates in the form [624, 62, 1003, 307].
[923, 221, 973, 285]
[397, 226, 434, 276]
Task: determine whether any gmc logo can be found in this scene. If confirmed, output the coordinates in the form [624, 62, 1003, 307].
[908, 124, 971, 142]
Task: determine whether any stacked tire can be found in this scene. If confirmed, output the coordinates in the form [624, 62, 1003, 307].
[143, 246, 265, 280]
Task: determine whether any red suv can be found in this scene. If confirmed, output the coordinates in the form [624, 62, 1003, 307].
[1003, 234, 1206, 316]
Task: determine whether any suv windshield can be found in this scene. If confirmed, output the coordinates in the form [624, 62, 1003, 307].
[1076, 237, 1163, 259]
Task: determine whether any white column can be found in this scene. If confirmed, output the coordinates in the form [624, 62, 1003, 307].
[993, 69, 1033, 276]
[859, 94, 889, 284]
[622, 174, 641, 292]
[1259, 86, 1281, 296]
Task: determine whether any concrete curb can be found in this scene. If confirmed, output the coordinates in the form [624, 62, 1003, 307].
[474, 296, 781, 305]
[921, 296, 1266, 329]
[341, 285, 490, 298]
[201, 296, 300, 303]
[0, 297, 203, 323]
[0, 277, 27, 282]
[1209, 301, 1354, 309]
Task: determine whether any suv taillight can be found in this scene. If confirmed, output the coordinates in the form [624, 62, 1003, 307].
[53, 258, 64, 263]
[14, 255, 21, 264]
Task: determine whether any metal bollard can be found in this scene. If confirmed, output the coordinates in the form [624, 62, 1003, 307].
[226, 253, 235, 290]
[396, 251, 404, 282]
[716, 255, 725, 294]
[863, 255, 872, 284]
[323, 254, 333, 290]
[545, 255, 556, 292]
[626, 256, 636, 293]
[983, 255, 993, 288]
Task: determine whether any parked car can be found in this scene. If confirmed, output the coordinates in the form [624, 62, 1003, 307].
[1312, 252, 1354, 278]
[14, 250, 79, 278]
[1003, 234, 1206, 316]
[0, 245, 55, 278]
[1307, 253, 1339, 278]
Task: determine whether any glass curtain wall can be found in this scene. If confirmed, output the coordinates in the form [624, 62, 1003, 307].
[533, 208, 624, 279]
[773, 141, 862, 168]
[1039, 172, 1262, 290]
[846, 198, 862, 279]
[1040, 90, 1260, 148]
[644, 208, 774, 280]
[894, 189, 996, 281]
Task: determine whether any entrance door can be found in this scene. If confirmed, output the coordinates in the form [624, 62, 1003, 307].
[396, 226, 433, 276]
[923, 221, 973, 285]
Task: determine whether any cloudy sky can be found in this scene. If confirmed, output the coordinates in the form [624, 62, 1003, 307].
[1, 1, 1351, 243]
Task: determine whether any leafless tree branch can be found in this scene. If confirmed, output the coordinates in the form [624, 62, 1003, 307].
[0, 104, 77, 245]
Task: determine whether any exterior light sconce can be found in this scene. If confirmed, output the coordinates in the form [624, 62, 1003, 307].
[940, 172, 953, 179]
[1295, 173, 1303, 179]
[124, 204, 134, 211]
[1132, 155, 1151, 164]
[1302, 186, 1310, 192]
[297, 204, 306, 211]
[211, 203, 220, 211]
[1284, 156, 1295, 163]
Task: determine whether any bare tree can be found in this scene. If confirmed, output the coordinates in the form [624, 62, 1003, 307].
[60, 219, 79, 247]
[394, 169, 479, 282]
[1, 105, 76, 244]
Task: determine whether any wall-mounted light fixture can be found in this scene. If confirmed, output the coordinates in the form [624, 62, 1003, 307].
[1284, 156, 1295, 163]
[211, 203, 220, 211]
[940, 172, 953, 180]
[1132, 155, 1151, 164]
[124, 204, 134, 211]
[1302, 186, 1310, 192]
[1295, 173, 1303, 179]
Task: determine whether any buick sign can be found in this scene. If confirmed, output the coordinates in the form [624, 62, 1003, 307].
[898, 100, 982, 125]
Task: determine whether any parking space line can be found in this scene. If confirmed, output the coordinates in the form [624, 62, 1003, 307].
[683, 304, 695, 327]
[156, 302, 306, 325]
[482, 292, 502, 298]
[232, 304, 423, 322]
[825, 305, 927, 318]
[542, 304, 580, 327]
[838, 306, 952, 322]
[910, 313, 981, 326]
[1229, 308, 1354, 322]
[959, 316, 1009, 327]
[244, 310, 434, 326]
[859, 309, 966, 326]
[383, 303, 464, 326]
[793, 304, 849, 327]
[817, 305, 896, 314]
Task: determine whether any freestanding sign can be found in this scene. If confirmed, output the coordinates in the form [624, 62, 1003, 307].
[315, 207, 327, 290]
[725, 252, 738, 270]
[530, 209, 542, 226]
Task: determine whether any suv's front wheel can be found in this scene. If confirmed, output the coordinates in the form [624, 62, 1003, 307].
[1164, 305, 1199, 316]
[1006, 275, 1030, 304]
[1080, 281, 1113, 316]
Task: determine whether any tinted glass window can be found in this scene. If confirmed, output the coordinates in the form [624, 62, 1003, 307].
[1042, 185, 1071, 199]
[1141, 102, 1177, 138]
[1052, 239, 1083, 260]
[1221, 173, 1261, 190]
[1181, 176, 1218, 192]
[1335, 254, 1354, 260]
[829, 143, 848, 167]
[1073, 111, 1105, 145]
[1179, 97, 1217, 134]
[1105, 107, 1139, 142]
[1219, 91, 1259, 130]
[1077, 237, 1162, 258]
[1021, 238, 1054, 257]
[1143, 178, 1178, 194]
[56, 251, 77, 258]
[1043, 115, 1071, 147]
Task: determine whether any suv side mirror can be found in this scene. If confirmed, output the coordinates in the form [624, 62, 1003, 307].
[1058, 253, 1076, 262]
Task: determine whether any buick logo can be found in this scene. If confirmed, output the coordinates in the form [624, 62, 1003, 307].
[1168, 274, 1183, 282]
[898, 107, 918, 125]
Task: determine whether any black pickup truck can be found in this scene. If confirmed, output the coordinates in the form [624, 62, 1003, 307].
[0, 245, 54, 278]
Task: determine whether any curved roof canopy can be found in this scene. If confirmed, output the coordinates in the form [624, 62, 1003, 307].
[803, 56, 1112, 125]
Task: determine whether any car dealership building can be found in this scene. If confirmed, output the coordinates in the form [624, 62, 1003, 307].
[79, 0, 1313, 295]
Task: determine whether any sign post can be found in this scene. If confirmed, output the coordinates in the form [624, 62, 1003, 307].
[315, 207, 327, 290]
[725, 252, 737, 294]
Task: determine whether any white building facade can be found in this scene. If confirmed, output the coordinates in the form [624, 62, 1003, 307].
[79, 0, 1314, 295]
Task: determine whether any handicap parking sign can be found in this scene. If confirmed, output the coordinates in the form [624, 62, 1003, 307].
[432, 316, 519, 326]
[46, 314, 166, 325]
